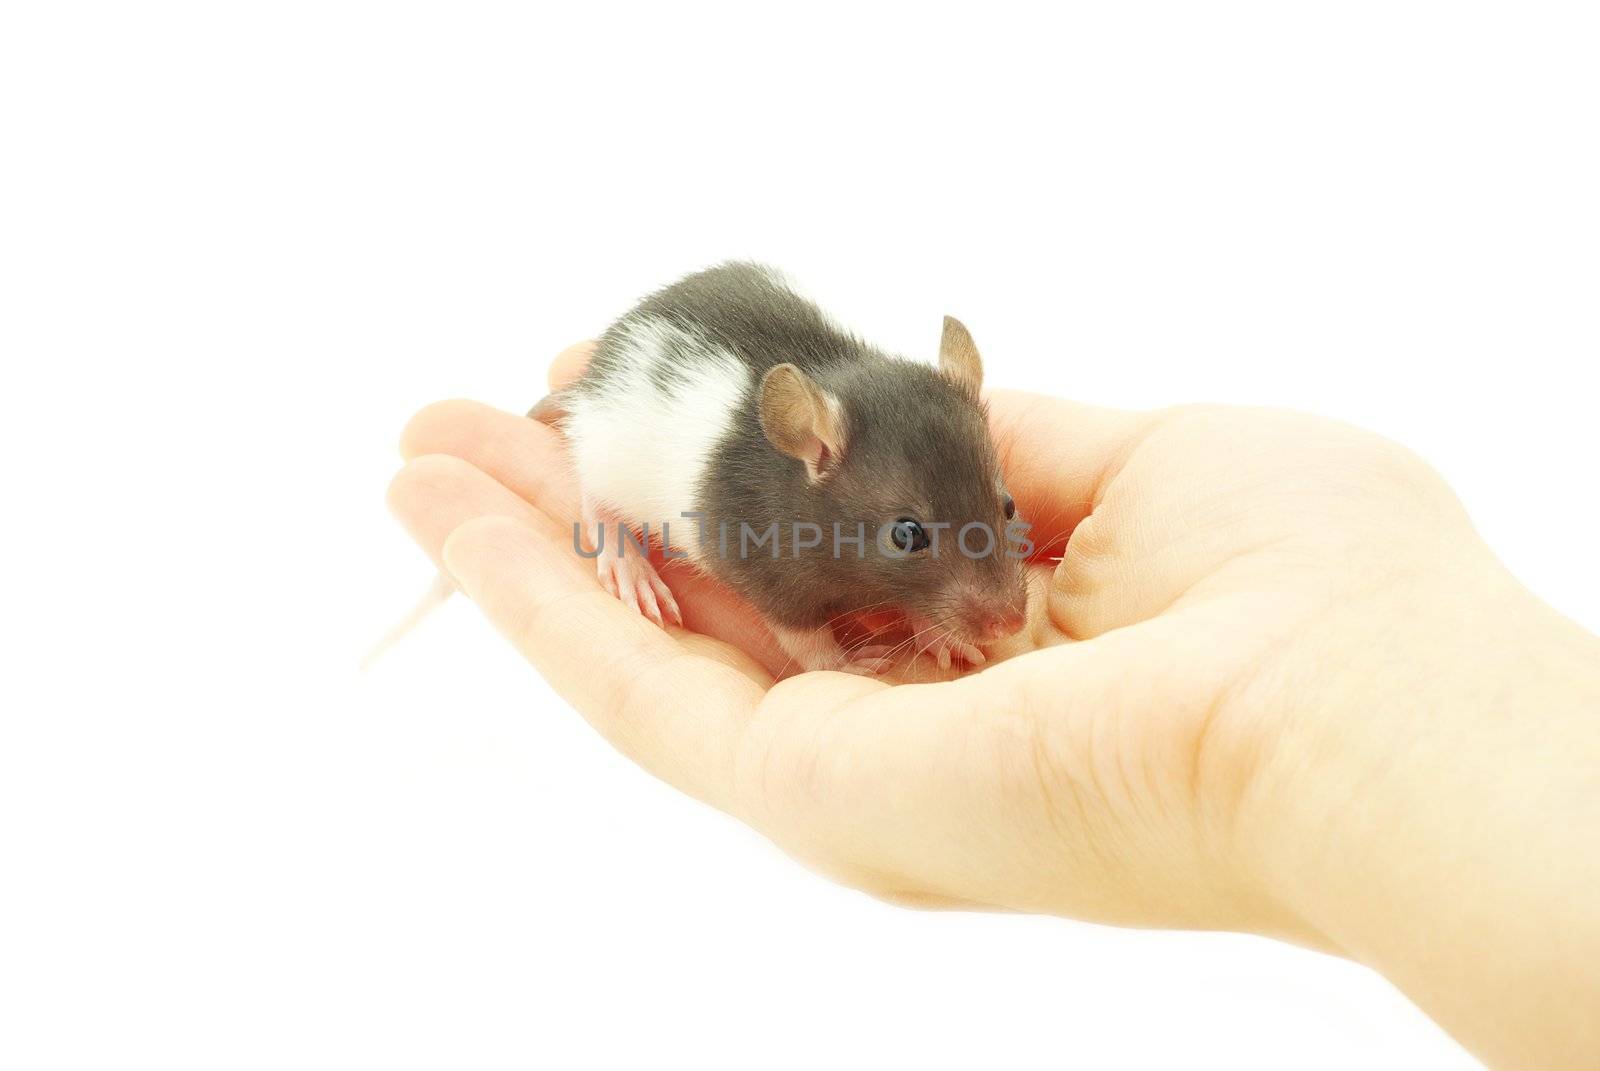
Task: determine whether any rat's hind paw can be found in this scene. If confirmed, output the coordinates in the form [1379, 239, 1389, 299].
[598, 550, 682, 629]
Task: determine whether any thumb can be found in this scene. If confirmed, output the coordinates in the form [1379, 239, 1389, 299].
[986, 389, 1153, 561]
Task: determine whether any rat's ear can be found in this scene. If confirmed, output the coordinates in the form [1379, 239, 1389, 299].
[759, 363, 847, 482]
[938, 315, 983, 395]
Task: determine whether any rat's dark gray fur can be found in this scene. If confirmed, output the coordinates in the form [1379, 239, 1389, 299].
[566, 261, 1027, 637]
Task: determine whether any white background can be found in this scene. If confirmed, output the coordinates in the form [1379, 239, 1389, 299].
[3, 1, 1596, 1068]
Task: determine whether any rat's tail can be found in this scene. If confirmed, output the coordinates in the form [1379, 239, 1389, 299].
[360, 572, 457, 670]
[365, 398, 567, 670]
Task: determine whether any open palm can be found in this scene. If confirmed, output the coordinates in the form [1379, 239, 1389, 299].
[389, 343, 1472, 934]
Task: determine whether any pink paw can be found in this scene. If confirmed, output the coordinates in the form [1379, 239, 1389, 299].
[920, 636, 986, 672]
[838, 643, 900, 676]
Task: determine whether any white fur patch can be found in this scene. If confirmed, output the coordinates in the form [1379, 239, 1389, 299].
[563, 316, 750, 561]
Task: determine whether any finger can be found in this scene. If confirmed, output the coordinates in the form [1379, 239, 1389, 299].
[401, 399, 580, 518]
[443, 513, 766, 813]
[985, 389, 1154, 561]
[548, 340, 596, 390]
[400, 398, 791, 673]
[387, 452, 550, 575]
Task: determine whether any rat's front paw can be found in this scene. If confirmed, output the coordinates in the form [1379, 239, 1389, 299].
[920, 635, 987, 671]
[837, 644, 900, 676]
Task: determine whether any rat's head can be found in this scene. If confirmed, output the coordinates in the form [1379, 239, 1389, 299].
[758, 316, 1029, 646]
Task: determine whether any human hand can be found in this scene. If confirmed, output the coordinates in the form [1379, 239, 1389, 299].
[389, 344, 1600, 1069]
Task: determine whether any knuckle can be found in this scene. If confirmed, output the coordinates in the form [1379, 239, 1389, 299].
[399, 398, 484, 459]
[386, 453, 477, 512]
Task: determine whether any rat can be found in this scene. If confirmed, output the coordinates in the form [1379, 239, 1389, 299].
[532, 262, 1029, 674]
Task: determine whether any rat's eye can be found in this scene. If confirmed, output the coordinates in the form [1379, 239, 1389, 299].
[1002, 495, 1016, 520]
[890, 518, 930, 553]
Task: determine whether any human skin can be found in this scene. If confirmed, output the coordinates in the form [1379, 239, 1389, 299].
[388, 342, 1600, 1070]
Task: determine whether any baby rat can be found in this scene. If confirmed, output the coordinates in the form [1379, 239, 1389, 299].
[539, 262, 1029, 674]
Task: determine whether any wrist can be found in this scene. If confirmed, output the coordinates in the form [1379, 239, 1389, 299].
[1243, 546, 1600, 1066]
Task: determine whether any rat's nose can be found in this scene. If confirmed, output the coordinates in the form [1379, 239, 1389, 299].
[974, 606, 1025, 642]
